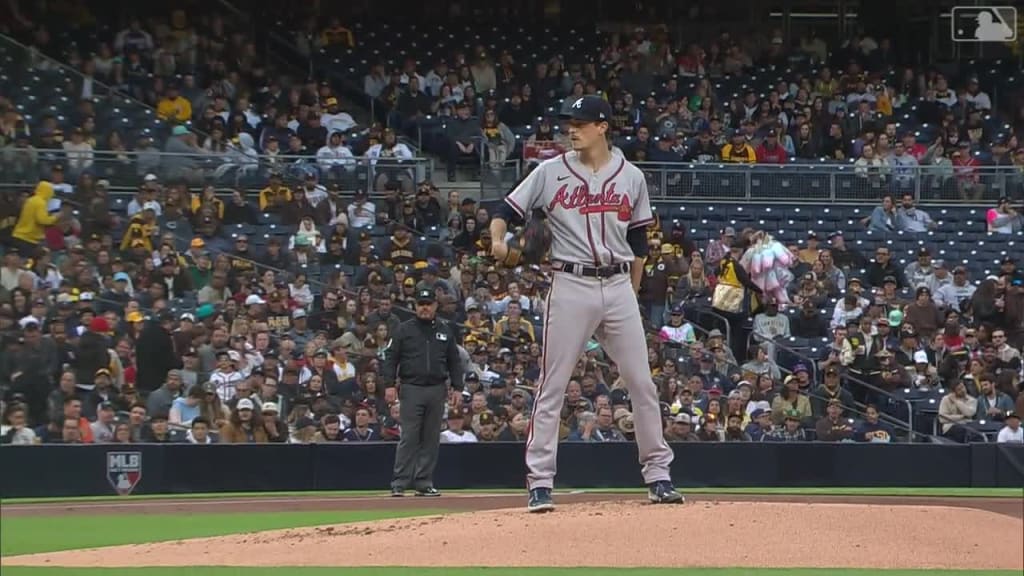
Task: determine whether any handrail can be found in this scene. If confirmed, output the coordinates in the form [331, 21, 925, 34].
[5, 143, 1019, 178]
[7, 147, 1019, 204]
[803, 387, 919, 442]
[0, 33, 208, 139]
[768, 336, 920, 442]
[71, 195, 750, 393]
[632, 161, 1024, 173]
[0, 149, 435, 194]
[632, 160, 1022, 204]
[688, 302, 733, 358]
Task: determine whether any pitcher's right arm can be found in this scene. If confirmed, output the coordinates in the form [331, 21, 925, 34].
[491, 163, 547, 257]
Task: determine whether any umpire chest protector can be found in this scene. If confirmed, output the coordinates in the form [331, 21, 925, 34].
[389, 318, 455, 387]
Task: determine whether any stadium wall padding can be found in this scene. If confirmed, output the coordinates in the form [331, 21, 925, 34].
[1, 443, 1021, 498]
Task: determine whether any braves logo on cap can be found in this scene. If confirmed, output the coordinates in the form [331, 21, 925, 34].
[572, 98, 584, 109]
[106, 451, 143, 496]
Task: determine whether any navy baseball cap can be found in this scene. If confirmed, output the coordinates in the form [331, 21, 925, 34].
[559, 95, 612, 123]
[416, 288, 435, 303]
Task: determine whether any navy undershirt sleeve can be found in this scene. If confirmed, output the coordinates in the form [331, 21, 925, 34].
[494, 200, 527, 227]
[627, 227, 648, 257]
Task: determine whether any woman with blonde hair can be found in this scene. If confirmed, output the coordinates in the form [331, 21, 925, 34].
[676, 251, 712, 304]
[199, 385, 230, 430]
[229, 317, 251, 339]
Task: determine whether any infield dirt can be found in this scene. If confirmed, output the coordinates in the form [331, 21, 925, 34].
[4, 495, 1022, 570]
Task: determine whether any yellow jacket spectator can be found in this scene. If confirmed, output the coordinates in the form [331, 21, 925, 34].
[463, 305, 493, 343]
[259, 175, 293, 211]
[155, 84, 192, 123]
[320, 18, 354, 48]
[119, 214, 156, 252]
[493, 314, 536, 344]
[721, 135, 757, 163]
[13, 181, 59, 246]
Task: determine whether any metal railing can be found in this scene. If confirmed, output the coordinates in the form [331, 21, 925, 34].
[766, 336, 921, 442]
[8, 148, 1020, 205]
[0, 150, 435, 193]
[0, 33, 209, 139]
[634, 162, 1024, 204]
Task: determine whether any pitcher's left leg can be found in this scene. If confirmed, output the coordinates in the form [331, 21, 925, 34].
[595, 275, 674, 485]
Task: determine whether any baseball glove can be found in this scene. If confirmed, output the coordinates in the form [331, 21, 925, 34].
[499, 214, 551, 268]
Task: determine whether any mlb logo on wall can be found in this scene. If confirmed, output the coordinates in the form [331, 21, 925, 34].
[951, 6, 1017, 42]
[106, 451, 143, 496]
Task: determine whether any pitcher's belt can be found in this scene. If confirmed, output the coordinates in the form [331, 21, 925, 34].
[552, 261, 630, 279]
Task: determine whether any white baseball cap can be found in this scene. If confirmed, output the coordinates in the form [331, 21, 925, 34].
[144, 173, 158, 182]
[261, 402, 279, 414]
[18, 315, 41, 329]
[236, 398, 255, 411]
[245, 294, 266, 306]
[913, 350, 929, 364]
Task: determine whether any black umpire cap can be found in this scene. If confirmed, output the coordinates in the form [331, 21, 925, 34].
[559, 95, 612, 123]
[416, 288, 435, 303]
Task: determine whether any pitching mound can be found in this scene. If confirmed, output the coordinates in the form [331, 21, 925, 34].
[5, 500, 1022, 570]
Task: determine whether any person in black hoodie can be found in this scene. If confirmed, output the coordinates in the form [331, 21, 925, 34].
[819, 121, 847, 161]
[297, 112, 328, 152]
[790, 300, 829, 339]
[259, 111, 294, 151]
[683, 129, 721, 163]
[498, 92, 532, 128]
[82, 368, 120, 420]
[222, 190, 257, 225]
[413, 185, 443, 229]
[258, 237, 290, 271]
[133, 312, 181, 392]
[72, 319, 113, 390]
[319, 232, 348, 267]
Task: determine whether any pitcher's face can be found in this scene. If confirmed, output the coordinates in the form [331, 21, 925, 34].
[565, 120, 606, 150]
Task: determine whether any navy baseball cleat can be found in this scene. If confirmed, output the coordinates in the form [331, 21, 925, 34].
[647, 481, 685, 504]
[527, 488, 555, 513]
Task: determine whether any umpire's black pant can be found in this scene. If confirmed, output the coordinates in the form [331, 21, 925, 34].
[392, 384, 447, 491]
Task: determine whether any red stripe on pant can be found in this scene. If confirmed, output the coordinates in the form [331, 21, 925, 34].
[523, 272, 557, 491]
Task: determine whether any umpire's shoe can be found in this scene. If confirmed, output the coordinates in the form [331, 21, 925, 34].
[527, 488, 555, 513]
[415, 487, 441, 497]
[647, 481, 685, 504]
[391, 487, 405, 497]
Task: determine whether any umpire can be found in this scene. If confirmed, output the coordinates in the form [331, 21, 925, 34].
[381, 288, 464, 497]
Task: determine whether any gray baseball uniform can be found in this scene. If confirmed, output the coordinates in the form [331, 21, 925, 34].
[505, 148, 674, 490]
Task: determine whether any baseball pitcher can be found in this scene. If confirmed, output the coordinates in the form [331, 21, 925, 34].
[490, 95, 683, 512]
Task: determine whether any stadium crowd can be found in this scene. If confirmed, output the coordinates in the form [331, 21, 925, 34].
[1, 6, 1023, 448]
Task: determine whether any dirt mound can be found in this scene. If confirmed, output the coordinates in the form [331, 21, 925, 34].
[5, 501, 1022, 569]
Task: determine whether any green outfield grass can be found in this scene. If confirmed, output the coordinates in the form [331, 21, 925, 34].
[0, 510, 441, 556]
[3, 486, 1020, 504]
[1, 568, 1020, 576]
